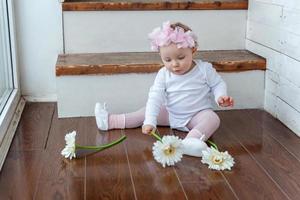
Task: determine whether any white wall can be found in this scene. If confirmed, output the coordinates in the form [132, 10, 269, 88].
[57, 71, 264, 118]
[64, 10, 246, 53]
[246, 0, 300, 136]
[14, 0, 63, 101]
[14, 2, 246, 101]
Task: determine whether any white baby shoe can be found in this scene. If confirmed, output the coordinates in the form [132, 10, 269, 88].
[182, 137, 208, 157]
[95, 102, 108, 131]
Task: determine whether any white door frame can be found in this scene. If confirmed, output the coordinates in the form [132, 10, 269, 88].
[0, 0, 23, 170]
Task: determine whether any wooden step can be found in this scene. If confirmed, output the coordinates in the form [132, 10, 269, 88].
[56, 50, 266, 76]
[62, 0, 248, 11]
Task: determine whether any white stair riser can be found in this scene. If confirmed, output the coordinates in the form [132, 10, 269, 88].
[57, 71, 265, 118]
[64, 10, 247, 53]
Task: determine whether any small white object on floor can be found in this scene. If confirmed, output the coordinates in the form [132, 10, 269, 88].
[95, 102, 108, 131]
[182, 137, 208, 157]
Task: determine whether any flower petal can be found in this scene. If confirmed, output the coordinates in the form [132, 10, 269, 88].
[201, 147, 234, 171]
[152, 135, 184, 167]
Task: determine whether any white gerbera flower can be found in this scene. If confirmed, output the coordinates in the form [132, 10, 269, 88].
[61, 131, 76, 159]
[65, 131, 76, 146]
[152, 135, 184, 168]
[201, 147, 234, 170]
[61, 130, 127, 160]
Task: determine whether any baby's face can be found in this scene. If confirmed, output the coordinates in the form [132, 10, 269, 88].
[159, 43, 195, 75]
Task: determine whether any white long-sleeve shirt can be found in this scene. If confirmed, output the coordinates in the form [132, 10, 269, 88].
[143, 59, 227, 131]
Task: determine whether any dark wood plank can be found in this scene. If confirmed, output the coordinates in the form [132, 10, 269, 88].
[173, 130, 238, 200]
[123, 127, 187, 199]
[35, 178, 84, 200]
[212, 113, 289, 199]
[85, 117, 136, 199]
[0, 103, 54, 199]
[63, 0, 248, 11]
[3, 104, 299, 199]
[0, 150, 44, 199]
[56, 50, 266, 76]
[219, 110, 300, 200]
[247, 109, 300, 160]
[9, 102, 55, 151]
[35, 107, 86, 200]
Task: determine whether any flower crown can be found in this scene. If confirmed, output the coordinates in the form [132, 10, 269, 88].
[148, 21, 198, 51]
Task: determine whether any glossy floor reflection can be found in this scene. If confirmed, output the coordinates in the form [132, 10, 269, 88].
[0, 103, 299, 200]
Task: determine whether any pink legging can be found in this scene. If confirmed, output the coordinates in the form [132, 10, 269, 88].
[108, 106, 220, 141]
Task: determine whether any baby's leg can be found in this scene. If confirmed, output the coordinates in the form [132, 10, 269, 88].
[181, 109, 220, 157]
[186, 109, 220, 141]
[125, 106, 169, 128]
[95, 103, 169, 130]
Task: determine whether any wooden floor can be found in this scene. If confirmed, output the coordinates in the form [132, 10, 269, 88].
[0, 103, 300, 200]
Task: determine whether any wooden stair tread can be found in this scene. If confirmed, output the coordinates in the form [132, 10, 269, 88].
[62, 0, 248, 11]
[56, 50, 266, 76]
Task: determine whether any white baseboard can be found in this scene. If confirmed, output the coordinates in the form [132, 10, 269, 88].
[23, 94, 57, 102]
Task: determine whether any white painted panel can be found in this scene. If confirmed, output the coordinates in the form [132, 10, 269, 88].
[57, 71, 265, 117]
[277, 98, 300, 136]
[264, 91, 278, 117]
[284, 0, 300, 10]
[265, 70, 279, 95]
[265, 70, 278, 117]
[278, 77, 300, 112]
[248, 0, 282, 26]
[247, 39, 300, 87]
[282, 8, 300, 35]
[247, 21, 283, 52]
[64, 10, 246, 53]
[247, 8, 300, 60]
[281, 31, 300, 60]
[253, 0, 300, 9]
[277, 54, 300, 87]
[246, 39, 281, 72]
[266, 69, 279, 83]
[247, 0, 300, 137]
[253, 0, 284, 6]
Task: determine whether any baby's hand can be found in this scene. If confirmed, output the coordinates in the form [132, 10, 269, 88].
[142, 124, 155, 135]
[218, 96, 234, 107]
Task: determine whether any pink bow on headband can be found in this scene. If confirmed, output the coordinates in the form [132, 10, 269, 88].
[148, 21, 197, 51]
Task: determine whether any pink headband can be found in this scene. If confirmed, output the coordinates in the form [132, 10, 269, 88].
[148, 21, 197, 51]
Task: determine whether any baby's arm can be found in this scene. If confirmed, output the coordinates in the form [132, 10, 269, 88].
[205, 63, 234, 107]
[143, 68, 166, 134]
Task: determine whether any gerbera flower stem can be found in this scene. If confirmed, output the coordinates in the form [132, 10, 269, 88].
[207, 140, 218, 151]
[75, 135, 127, 150]
[150, 129, 162, 142]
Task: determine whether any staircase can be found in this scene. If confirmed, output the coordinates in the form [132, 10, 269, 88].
[57, 0, 266, 118]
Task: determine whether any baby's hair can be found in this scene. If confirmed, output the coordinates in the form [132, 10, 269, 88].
[170, 22, 198, 48]
[170, 22, 192, 32]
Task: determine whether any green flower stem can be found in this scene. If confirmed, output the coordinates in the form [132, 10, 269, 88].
[207, 140, 219, 151]
[150, 129, 162, 142]
[76, 135, 127, 151]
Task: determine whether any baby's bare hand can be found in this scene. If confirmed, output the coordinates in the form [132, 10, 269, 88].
[218, 96, 234, 107]
[142, 125, 155, 135]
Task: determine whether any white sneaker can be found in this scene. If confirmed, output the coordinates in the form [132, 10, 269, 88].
[95, 102, 108, 131]
[182, 137, 208, 157]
